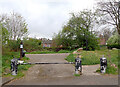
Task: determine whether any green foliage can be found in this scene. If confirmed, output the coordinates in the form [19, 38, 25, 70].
[2, 52, 19, 75]
[107, 44, 120, 49]
[106, 64, 118, 74]
[3, 37, 42, 52]
[7, 39, 21, 51]
[2, 52, 31, 77]
[107, 34, 119, 45]
[2, 26, 9, 45]
[107, 33, 119, 49]
[53, 9, 99, 50]
[23, 38, 42, 52]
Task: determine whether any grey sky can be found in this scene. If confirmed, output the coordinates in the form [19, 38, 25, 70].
[0, 0, 96, 39]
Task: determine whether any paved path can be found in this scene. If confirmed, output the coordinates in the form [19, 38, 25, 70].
[6, 53, 118, 85]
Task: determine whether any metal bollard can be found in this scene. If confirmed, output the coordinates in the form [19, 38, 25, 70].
[22, 50, 26, 57]
[11, 58, 18, 75]
[75, 56, 82, 75]
[100, 55, 107, 73]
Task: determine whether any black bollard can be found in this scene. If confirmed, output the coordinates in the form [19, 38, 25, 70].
[75, 56, 82, 75]
[11, 58, 18, 75]
[100, 55, 107, 73]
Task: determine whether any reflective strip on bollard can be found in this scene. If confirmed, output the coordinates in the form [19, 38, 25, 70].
[75, 57, 82, 75]
[100, 56, 107, 73]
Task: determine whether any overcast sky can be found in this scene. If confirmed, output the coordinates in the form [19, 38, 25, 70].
[0, 0, 96, 39]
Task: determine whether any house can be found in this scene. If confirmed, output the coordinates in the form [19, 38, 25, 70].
[40, 38, 53, 48]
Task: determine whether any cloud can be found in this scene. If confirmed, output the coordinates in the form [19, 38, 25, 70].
[0, 0, 96, 39]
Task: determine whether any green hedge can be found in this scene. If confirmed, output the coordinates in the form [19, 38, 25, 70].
[107, 44, 120, 49]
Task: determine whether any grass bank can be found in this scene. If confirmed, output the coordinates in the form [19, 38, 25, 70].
[65, 48, 119, 74]
[2, 52, 31, 78]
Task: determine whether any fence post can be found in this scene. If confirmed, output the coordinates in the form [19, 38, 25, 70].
[20, 41, 23, 60]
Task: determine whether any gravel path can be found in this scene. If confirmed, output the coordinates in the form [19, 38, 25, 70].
[6, 53, 118, 85]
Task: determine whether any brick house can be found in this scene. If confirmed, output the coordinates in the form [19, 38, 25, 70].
[40, 38, 53, 48]
[99, 34, 106, 45]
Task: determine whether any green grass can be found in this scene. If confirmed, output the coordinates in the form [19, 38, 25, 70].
[65, 48, 119, 75]
[57, 50, 72, 53]
[96, 64, 118, 75]
[65, 53, 75, 62]
[26, 49, 74, 54]
[26, 51, 56, 54]
[66, 49, 118, 65]
[2, 52, 31, 78]
[74, 74, 80, 76]
[106, 64, 118, 74]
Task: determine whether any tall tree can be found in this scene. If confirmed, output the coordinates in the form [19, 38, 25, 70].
[53, 10, 99, 50]
[97, 0, 120, 34]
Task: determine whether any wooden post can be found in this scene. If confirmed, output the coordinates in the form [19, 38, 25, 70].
[20, 41, 23, 60]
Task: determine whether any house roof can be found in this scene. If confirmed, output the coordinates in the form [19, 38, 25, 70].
[42, 40, 53, 44]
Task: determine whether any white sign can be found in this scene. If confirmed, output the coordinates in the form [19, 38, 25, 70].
[20, 45, 23, 48]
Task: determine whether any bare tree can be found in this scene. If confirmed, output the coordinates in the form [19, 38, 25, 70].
[0, 12, 28, 40]
[102, 28, 113, 41]
[97, 0, 120, 35]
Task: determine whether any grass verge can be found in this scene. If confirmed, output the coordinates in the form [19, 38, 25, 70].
[96, 64, 118, 75]
[2, 52, 31, 78]
[74, 74, 80, 76]
[26, 49, 75, 54]
[65, 48, 118, 75]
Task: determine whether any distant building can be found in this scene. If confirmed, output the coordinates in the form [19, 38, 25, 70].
[40, 38, 53, 47]
[99, 34, 106, 45]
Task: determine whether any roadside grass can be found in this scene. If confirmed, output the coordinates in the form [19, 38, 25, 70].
[96, 64, 118, 75]
[26, 51, 56, 54]
[74, 74, 80, 76]
[2, 52, 31, 78]
[65, 53, 75, 62]
[26, 49, 75, 54]
[65, 48, 118, 75]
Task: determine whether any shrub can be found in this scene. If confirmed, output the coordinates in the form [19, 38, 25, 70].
[23, 38, 42, 52]
[107, 44, 120, 49]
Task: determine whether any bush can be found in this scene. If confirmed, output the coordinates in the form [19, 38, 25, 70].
[23, 38, 42, 52]
[107, 44, 120, 49]
[7, 39, 21, 51]
[106, 64, 118, 74]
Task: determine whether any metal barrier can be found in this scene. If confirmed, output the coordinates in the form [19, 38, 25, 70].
[11, 57, 82, 76]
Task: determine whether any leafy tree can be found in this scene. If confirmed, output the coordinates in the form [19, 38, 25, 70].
[1, 26, 9, 45]
[107, 33, 119, 45]
[53, 10, 99, 50]
[23, 38, 42, 52]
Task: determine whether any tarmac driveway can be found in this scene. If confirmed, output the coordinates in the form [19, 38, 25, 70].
[6, 53, 118, 85]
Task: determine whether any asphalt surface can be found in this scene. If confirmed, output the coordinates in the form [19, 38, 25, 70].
[6, 53, 118, 85]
